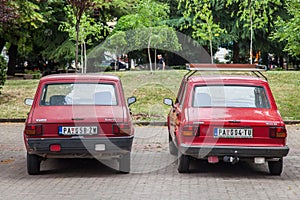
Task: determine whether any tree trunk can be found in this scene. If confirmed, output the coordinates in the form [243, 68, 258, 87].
[249, 0, 253, 64]
[84, 41, 87, 73]
[154, 49, 157, 70]
[233, 42, 240, 63]
[148, 31, 152, 72]
[75, 20, 80, 72]
[7, 44, 18, 76]
[210, 39, 213, 64]
[0, 37, 6, 53]
[279, 56, 284, 69]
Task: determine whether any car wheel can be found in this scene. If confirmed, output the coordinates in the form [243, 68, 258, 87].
[178, 150, 189, 173]
[119, 153, 131, 174]
[169, 134, 178, 156]
[27, 153, 41, 175]
[268, 158, 283, 176]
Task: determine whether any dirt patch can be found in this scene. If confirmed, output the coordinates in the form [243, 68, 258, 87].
[0, 158, 15, 164]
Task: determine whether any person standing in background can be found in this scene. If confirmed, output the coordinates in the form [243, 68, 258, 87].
[157, 54, 165, 70]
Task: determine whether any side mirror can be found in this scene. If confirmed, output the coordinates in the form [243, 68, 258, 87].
[127, 96, 136, 107]
[163, 98, 173, 106]
[24, 98, 34, 106]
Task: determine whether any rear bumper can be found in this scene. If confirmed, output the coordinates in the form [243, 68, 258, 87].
[180, 144, 289, 159]
[26, 136, 133, 159]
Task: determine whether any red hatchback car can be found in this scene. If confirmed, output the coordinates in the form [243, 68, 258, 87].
[164, 64, 289, 175]
[24, 74, 136, 175]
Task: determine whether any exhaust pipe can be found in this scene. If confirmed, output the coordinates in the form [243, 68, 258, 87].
[223, 156, 239, 164]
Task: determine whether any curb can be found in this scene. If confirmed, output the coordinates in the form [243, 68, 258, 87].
[0, 119, 299, 125]
[0, 118, 26, 123]
[134, 121, 167, 126]
[283, 120, 300, 125]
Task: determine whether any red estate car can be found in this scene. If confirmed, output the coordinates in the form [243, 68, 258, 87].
[164, 64, 289, 175]
[24, 74, 136, 175]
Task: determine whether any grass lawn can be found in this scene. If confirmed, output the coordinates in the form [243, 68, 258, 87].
[0, 70, 299, 121]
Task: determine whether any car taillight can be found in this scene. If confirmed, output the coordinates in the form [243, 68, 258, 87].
[113, 123, 131, 135]
[50, 144, 61, 152]
[182, 124, 200, 137]
[24, 124, 43, 135]
[269, 127, 287, 138]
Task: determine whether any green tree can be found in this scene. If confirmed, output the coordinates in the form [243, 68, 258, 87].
[176, 0, 285, 64]
[0, 55, 7, 94]
[113, 0, 180, 71]
[59, 4, 106, 72]
[271, 0, 300, 57]
[226, 0, 283, 63]
[0, 0, 16, 88]
[0, 0, 49, 75]
[102, 31, 127, 71]
[65, 0, 98, 71]
[0, 0, 18, 24]
[64, 0, 139, 71]
[179, 0, 226, 63]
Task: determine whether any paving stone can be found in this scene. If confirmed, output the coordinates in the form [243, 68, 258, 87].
[0, 123, 299, 200]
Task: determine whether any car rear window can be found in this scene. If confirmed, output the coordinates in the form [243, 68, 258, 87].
[192, 85, 270, 108]
[40, 83, 118, 106]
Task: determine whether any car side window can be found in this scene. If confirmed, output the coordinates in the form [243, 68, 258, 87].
[176, 80, 187, 106]
[254, 87, 270, 108]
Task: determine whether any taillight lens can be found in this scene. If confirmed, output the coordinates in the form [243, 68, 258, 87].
[182, 124, 200, 137]
[24, 124, 43, 135]
[269, 127, 287, 138]
[113, 123, 131, 135]
[50, 144, 61, 152]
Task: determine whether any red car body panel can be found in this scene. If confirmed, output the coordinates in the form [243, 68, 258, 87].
[24, 74, 135, 174]
[166, 74, 289, 167]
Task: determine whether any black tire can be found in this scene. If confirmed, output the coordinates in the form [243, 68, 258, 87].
[169, 134, 178, 156]
[119, 153, 131, 174]
[268, 158, 283, 176]
[178, 151, 189, 173]
[27, 153, 41, 175]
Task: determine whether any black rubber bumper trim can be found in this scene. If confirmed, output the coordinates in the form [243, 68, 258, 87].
[27, 136, 133, 154]
[180, 144, 289, 158]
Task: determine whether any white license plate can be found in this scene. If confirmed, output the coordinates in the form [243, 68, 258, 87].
[214, 128, 253, 138]
[58, 126, 98, 135]
[95, 144, 105, 151]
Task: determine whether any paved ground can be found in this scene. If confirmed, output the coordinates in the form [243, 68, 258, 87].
[0, 123, 299, 200]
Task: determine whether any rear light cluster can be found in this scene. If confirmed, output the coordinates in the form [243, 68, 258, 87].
[113, 123, 131, 135]
[24, 124, 43, 135]
[269, 127, 287, 138]
[50, 144, 61, 152]
[182, 124, 200, 137]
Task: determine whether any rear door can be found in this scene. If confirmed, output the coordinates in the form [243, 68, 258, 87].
[169, 79, 188, 141]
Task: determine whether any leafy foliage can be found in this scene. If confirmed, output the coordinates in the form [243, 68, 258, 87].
[103, 31, 128, 55]
[47, 39, 76, 63]
[0, 55, 7, 95]
[65, 0, 96, 69]
[113, 0, 169, 31]
[179, 0, 227, 63]
[59, 5, 105, 45]
[111, 0, 181, 71]
[0, 0, 299, 75]
[270, 0, 300, 56]
[0, 0, 18, 24]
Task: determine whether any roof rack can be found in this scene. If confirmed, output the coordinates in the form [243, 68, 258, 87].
[184, 64, 267, 81]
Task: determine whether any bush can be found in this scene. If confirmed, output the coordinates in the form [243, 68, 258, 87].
[0, 56, 7, 95]
[24, 69, 42, 79]
[171, 65, 186, 70]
